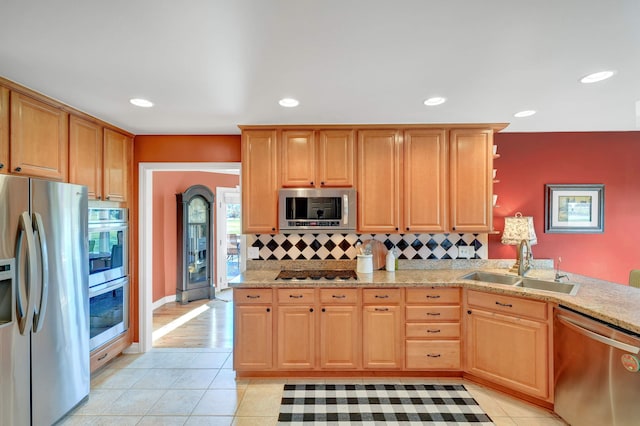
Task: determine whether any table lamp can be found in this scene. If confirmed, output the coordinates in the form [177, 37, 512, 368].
[501, 212, 537, 274]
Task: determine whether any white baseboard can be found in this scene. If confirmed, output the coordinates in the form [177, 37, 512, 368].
[153, 294, 177, 311]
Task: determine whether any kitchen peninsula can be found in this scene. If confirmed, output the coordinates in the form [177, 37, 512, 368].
[230, 260, 640, 410]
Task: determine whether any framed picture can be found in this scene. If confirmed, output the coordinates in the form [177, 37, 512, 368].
[545, 184, 604, 233]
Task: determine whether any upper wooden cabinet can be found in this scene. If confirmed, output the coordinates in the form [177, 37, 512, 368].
[0, 86, 8, 174]
[449, 129, 494, 232]
[281, 129, 354, 188]
[102, 128, 131, 203]
[10, 92, 68, 181]
[357, 129, 402, 233]
[241, 129, 278, 233]
[403, 129, 448, 233]
[69, 115, 103, 199]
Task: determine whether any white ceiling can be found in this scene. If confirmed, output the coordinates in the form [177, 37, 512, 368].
[1, 0, 639, 135]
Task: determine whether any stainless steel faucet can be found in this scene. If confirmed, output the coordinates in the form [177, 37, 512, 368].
[555, 256, 569, 282]
[517, 239, 532, 276]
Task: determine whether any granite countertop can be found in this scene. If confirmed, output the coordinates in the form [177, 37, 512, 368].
[229, 263, 640, 335]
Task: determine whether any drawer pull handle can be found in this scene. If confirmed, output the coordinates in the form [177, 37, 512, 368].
[426, 312, 441, 316]
[246, 295, 261, 299]
[426, 295, 441, 299]
[374, 295, 389, 299]
[332, 295, 346, 299]
[427, 329, 441, 333]
[98, 352, 108, 361]
[426, 353, 441, 358]
[495, 301, 513, 308]
[375, 307, 389, 312]
[289, 294, 304, 299]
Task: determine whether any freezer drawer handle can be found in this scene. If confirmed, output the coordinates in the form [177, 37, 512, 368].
[557, 314, 640, 354]
[32, 212, 49, 333]
[15, 212, 37, 335]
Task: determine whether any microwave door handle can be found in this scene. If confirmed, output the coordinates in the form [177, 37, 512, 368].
[343, 194, 348, 225]
[32, 212, 49, 333]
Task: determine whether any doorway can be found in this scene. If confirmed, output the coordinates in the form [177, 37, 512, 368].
[138, 162, 241, 353]
[216, 186, 242, 291]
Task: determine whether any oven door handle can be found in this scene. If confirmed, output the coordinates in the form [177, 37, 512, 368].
[90, 277, 128, 298]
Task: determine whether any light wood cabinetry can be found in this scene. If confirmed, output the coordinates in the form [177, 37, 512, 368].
[449, 129, 494, 232]
[318, 288, 360, 369]
[405, 288, 461, 370]
[102, 128, 131, 203]
[281, 129, 354, 188]
[241, 129, 278, 233]
[276, 288, 316, 369]
[362, 288, 402, 369]
[69, 115, 103, 200]
[233, 289, 273, 371]
[0, 86, 8, 174]
[357, 129, 402, 233]
[403, 129, 448, 232]
[465, 290, 550, 399]
[10, 92, 68, 181]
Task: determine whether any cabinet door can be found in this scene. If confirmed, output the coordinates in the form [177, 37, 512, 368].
[357, 129, 401, 232]
[103, 128, 131, 203]
[319, 305, 360, 369]
[362, 305, 402, 369]
[69, 116, 103, 200]
[465, 308, 549, 399]
[234, 305, 273, 370]
[281, 130, 315, 187]
[449, 129, 493, 232]
[317, 129, 354, 187]
[10, 92, 68, 180]
[241, 129, 278, 233]
[277, 305, 315, 369]
[0, 86, 8, 174]
[403, 129, 447, 232]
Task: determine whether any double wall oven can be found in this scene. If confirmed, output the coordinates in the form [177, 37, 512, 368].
[88, 207, 129, 351]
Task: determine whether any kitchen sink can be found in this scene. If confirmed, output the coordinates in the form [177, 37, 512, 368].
[514, 277, 580, 296]
[460, 271, 522, 285]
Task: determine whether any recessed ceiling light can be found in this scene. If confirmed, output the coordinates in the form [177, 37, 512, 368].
[129, 98, 154, 108]
[423, 97, 446, 106]
[279, 98, 299, 107]
[580, 70, 616, 84]
[514, 110, 536, 118]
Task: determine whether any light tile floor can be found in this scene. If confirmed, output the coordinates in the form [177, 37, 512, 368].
[60, 289, 568, 425]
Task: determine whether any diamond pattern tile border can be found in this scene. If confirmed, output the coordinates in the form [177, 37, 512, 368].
[250, 233, 488, 261]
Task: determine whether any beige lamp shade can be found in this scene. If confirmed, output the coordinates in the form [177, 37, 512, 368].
[501, 212, 537, 245]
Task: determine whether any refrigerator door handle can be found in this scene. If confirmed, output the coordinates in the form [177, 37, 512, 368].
[32, 212, 49, 333]
[557, 314, 640, 354]
[15, 211, 37, 335]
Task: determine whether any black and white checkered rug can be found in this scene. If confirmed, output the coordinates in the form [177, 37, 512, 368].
[278, 383, 494, 425]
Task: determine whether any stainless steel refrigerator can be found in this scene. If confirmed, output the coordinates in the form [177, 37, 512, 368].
[0, 175, 89, 425]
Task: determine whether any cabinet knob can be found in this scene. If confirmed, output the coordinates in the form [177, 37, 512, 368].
[0, 163, 4, 169]
[406, 227, 410, 231]
[320, 181, 325, 186]
[309, 308, 314, 313]
[105, 196, 110, 200]
[97, 196, 102, 200]
[395, 227, 399, 231]
[271, 227, 276, 232]
[321, 308, 326, 312]
[310, 181, 314, 185]
[14, 167, 22, 172]
[266, 308, 271, 312]
[467, 310, 472, 315]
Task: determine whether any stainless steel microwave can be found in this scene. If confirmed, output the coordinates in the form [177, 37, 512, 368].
[279, 188, 356, 232]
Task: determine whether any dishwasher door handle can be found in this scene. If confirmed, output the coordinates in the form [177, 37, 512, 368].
[557, 314, 640, 354]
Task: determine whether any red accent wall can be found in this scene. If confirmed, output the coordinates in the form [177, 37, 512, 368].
[489, 132, 640, 284]
[152, 172, 239, 302]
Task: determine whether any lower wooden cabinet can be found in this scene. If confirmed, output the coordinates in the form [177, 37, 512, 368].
[233, 289, 273, 371]
[362, 288, 403, 369]
[319, 289, 360, 369]
[464, 290, 550, 400]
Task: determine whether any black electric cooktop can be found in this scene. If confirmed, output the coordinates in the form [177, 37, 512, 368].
[275, 269, 358, 281]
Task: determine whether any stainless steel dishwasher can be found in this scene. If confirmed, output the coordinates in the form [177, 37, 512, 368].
[555, 306, 640, 426]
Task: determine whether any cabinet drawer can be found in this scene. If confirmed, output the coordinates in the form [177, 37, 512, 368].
[363, 288, 401, 304]
[406, 305, 460, 322]
[406, 340, 460, 369]
[406, 288, 460, 304]
[277, 288, 316, 304]
[406, 323, 460, 339]
[320, 288, 358, 304]
[467, 290, 547, 321]
[234, 288, 273, 304]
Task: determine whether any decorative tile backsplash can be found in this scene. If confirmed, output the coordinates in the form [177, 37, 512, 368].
[248, 233, 488, 261]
